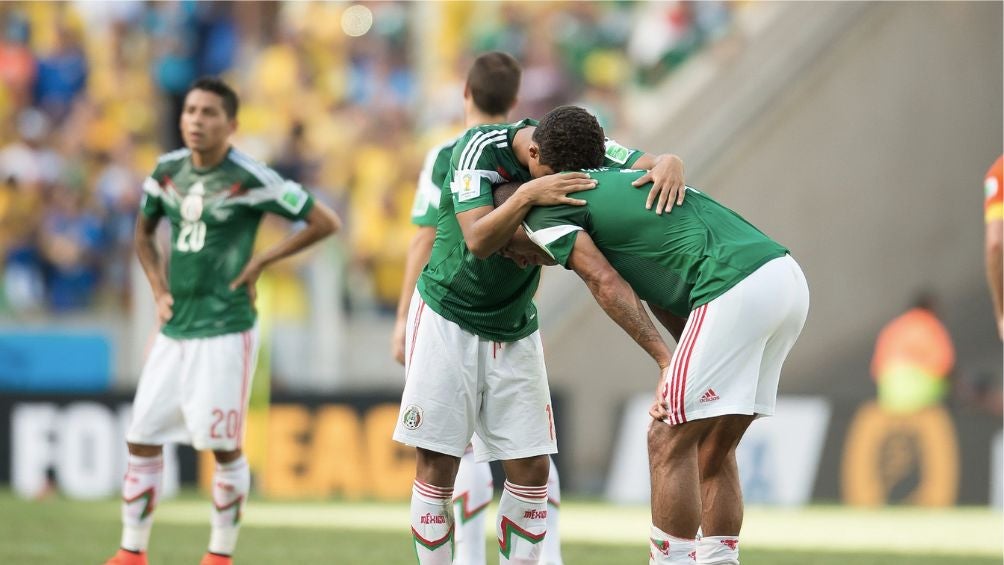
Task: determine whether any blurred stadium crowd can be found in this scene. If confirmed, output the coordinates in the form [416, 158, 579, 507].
[0, 1, 734, 319]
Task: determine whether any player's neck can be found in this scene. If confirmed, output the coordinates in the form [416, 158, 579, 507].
[465, 111, 508, 128]
[190, 144, 231, 170]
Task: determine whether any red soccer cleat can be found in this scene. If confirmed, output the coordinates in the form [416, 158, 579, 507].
[103, 549, 148, 565]
[199, 553, 233, 565]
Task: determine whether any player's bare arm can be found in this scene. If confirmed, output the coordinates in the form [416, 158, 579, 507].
[631, 153, 686, 215]
[566, 232, 673, 368]
[229, 200, 341, 304]
[986, 218, 1003, 339]
[457, 172, 595, 259]
[647, 303, 689, 344]
[392, 225, 436, 364]
[566, 232, 674, 421]
[134, 213, 173, 324]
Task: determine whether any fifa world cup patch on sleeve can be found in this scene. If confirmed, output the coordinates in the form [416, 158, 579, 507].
[604, 140, 632, 165]
[455, 171, 482, 203]
[279, 182, 308, 213]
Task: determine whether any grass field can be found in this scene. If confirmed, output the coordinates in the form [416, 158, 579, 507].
[1, 491, 1001, 564]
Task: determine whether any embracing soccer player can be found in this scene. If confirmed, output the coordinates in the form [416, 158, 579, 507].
[105, 78, 340, 565]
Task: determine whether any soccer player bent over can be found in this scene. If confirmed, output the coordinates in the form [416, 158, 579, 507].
[104, 77, 340, 565]
[494, 106, 809, 565]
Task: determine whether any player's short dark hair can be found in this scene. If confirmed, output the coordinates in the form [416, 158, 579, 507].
[187, 76, 239, 119]
[532, 105, 605, 172]
[466, 52, 521, 116]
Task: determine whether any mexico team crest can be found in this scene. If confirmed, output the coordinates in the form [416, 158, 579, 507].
[402, 405, 423, 430]
[181, 181, 206, 221]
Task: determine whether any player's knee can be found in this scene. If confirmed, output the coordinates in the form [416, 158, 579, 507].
[698, 441, 732, 475]
[416, 447, 461, 485]
[127, 442, 163, 457]
[502, 454, 549, 486]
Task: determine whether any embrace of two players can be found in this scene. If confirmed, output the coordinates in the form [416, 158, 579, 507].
[105, 52, 808, 565]
[390, 53, 808, 565]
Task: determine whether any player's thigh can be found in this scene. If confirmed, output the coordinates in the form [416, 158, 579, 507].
[754, 255, 810, 414]
[476, 331, 557, 462]
[182, 327, 259, 451]
[127, 334, 188, 445]
[394, 304, 480, 458]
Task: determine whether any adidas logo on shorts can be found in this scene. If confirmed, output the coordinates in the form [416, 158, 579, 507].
[699, 388, 720, 403]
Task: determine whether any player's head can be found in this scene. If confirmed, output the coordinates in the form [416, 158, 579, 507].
[464, 52, 521, 118]
[528, 105, 605, 178]
[493, 181, 557, 268]
[180, 77, 238, 152]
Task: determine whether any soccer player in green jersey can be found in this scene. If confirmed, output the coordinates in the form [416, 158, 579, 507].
[391, 52, 566, 565]
[105, 78, 340, 565]
[392, 96, 688, 562]
[493, 106, 810, 565]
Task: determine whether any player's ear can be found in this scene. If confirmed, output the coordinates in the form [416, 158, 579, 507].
[528, 142, 539, 162]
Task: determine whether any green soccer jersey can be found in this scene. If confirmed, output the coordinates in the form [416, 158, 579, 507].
[410, 137, 459, 227]
[140, 147, 315, 339]
[522, 168, 788, 318]
[417, 119, 643, 341]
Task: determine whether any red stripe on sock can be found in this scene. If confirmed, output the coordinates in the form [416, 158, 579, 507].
[414, 480, 452, 500]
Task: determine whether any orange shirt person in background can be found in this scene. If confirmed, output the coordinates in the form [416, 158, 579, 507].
[871, 295, 955, 413]
[984, 154, 1003, 339]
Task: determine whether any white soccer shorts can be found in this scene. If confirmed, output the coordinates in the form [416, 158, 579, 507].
[393, 292, 558, 462]
[659, 254, 809, 425]
[126, 325, 259, 451]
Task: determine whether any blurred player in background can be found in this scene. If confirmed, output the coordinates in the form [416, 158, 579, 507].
[984, 154, 1003, 340]
[393, 93, 686, 562]
[491, 106, 808, 565]
[391, 52, 565, 565]
[105, 78, 341, 565]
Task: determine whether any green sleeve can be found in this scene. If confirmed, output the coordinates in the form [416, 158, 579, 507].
[602, 137, 643, 169]
[411, 145, 451, 227]
[244, 167, 315, 221]
[450, 130, 507, 214]
[139, 175, 164, 219]
[523, 205, 588, 268]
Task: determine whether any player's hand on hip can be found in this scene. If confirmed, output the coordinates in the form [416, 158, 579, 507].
[391, 316, 406, 366]
[523, 172, 597, 206]
[633, 154, 685, 215]
[229, 259, 263, 310]
[155, 293, 174, 325]
[649, 366, 672, 422]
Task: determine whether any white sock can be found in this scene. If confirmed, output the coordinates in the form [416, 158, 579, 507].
[208, 456, 250, 556]
[453, 451, 493, 565]
[696, 535, 740, 565]
[411, 480, 455, 564]
[542, 458, 563, 565]
[497, 481, 548, 564]
[120, 453, 163, 552]
[649, 525, 696, 564]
